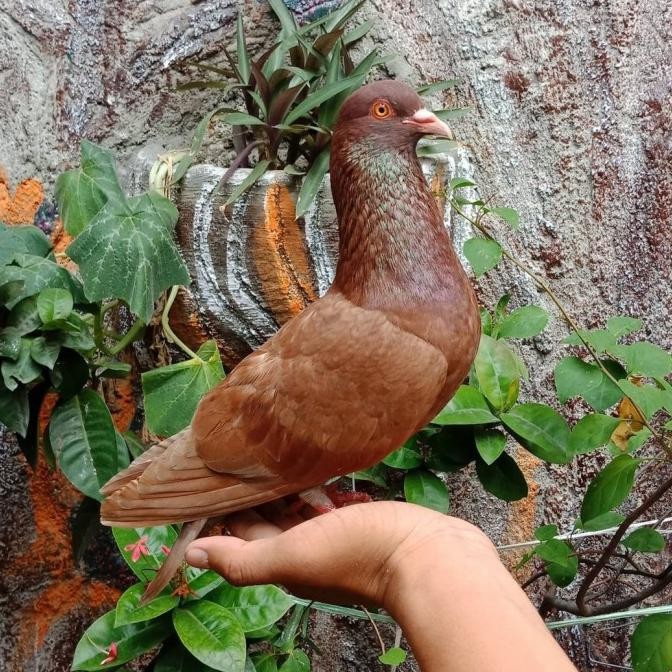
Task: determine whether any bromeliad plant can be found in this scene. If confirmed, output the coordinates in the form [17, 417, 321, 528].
[163, 0, 461, 216]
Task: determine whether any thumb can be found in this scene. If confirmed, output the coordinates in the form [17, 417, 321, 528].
[185, 536, 282, 587]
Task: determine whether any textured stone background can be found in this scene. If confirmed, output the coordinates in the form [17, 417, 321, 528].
[1, 0, 671, 670]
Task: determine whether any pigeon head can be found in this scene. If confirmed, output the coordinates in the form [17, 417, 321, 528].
[334, 80, 453, 150]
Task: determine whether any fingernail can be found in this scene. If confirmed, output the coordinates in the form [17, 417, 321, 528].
[185, 548, 209, 568]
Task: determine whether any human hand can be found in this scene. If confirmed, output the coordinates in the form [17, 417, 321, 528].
[185, 499, 498, 610]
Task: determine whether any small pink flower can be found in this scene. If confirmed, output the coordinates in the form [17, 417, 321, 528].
[101, 642, 118, 665]
[161, 545, 171, 555]
[124, 535, 150, 562]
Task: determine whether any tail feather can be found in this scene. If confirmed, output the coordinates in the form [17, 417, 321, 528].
[140, 518, 207, 605]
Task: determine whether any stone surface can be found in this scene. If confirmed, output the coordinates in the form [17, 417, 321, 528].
[1, 0, 671, 671]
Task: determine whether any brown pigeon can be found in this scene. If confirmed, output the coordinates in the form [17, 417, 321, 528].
[100, 80, 481, 601]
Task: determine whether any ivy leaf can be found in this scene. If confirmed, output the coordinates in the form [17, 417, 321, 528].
[569, 414, 621, 456]
[112, 526, 178, 580]
[71, 609, 169, 671]
[580, 454, 641, 525]
[497, 305, 549, 339]
[463, 237, 502, 277]
[622, 528, 666, 553]
[142, 340, 225, 436]
[606, 316, 642, 338]
[67, 191, 189, 322]
[173, 601, 246, 672]
[554, 356, 624, 411]
[432, 385, 499, 425]
[379, 648, 407, 665]
[500, 403, 571, 464]
[382, 438, 423, 469]
[403, 469, 450, 513]
[48, 390, 119, 500]
[206, 583, 293, 632]
[474, 427, 506, 465]
[607, 342, 672, 378]
[475, 452, 528, 501]
[473, 334, 525, 412]
[631, 614, 672, 672]
[55, 140, 125, 236]
[489, 206, 520, 229]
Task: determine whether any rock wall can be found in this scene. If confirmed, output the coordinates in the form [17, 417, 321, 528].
[1, 0, 670, 671]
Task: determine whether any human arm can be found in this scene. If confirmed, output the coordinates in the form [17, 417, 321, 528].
[185, 501, 577, 672]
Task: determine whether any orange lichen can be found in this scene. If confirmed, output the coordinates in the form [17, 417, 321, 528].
[104, 373, 137, 433]
[502, 447, 541, 577]
[0, 168, 45, 224]
[252, 183, 318, 325]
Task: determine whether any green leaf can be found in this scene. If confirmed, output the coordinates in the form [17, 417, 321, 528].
[235, 14, 251, 83]
[622, 527, 665, 553]
[489, 206, 520, 229]
[55, 141, 126, 236]
[206, 583, 293, 632]
[403, 469, 450, 513]
[578, 511, 625, 532]
[186, 569, 224, 600]
[155, 639, 220, 671]
[608, 342, 672, 378]
[449, 177, 476, 190]
[253, 654, 279, 672]
[618, 379, 670, 420]
[463, 237, 502, 277]
[473, 335, 525, 412]
[48, 390, 119, 500]
[580, 454, 641, 524]
[432, 385, 499, 425]
[29, 336, 60, 369]
[497, 305, 549, 339]
[173, 601, 246, 672]
[0, 253, 84, 308]
[416, 139, 459, 156]
[425, 426, 476, 472]
[112, 525, 178, 580]
[569, 414, 621, 456]
[50, 348, 89, 400]
[554, 356, 624, 411]
[223, 161, 271, 208]
[94, 359, 132, 378]
[351, 464, 389, 487]
[295, 147, 329, 218]
[382, 438, 423, 469]
[36, 287, 73, 323]
[285, 77, 365, 125]
[5, 296, 42, 335]
[535, 539, 578, 587]
[0, 329, 22, 358]
[67, 190, 188, 322]
[222, 112, 266, 126]
[534, 524, 558, 541]
[564, 329, 617, 353]
[417, 79, 459, 94]
[71, 609, 169, 670]
[475, 452, 528, 501]
[474, 427, 506, 465]
[379, 647, 407, 665]
[268, 0, 297, 34]
[606, 316, 642, 338]
[0, 222, 51, 263]
[0, 380, 29, 436]
[631, 614, 672, 672]
[501, 403, 571, 464]
[1, 338, 42, 390]
[278, 650, 310, 672]
[142, 340, 224, 436]
[115, 583, 179, 626]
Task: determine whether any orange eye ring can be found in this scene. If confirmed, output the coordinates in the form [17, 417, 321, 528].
[371, 100, 393, 119]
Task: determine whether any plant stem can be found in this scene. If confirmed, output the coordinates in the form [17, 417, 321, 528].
[161, 286, 200, 359]
[109, 318, 145, 356]
[361, 605, 387, 657]
[451, 201, 659, 438]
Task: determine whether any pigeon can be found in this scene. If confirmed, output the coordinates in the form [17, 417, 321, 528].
[100, 80, 481, 601]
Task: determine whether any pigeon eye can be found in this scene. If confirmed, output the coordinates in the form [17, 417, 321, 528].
[371, 100, 393, 119]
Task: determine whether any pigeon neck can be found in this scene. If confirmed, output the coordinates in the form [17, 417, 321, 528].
[330, 137, 461, 305]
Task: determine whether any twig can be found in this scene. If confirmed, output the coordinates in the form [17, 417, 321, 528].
[161, 286, 199, 360]
[360, 605, 387, 658]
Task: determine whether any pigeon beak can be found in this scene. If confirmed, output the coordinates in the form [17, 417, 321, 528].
[403, 109, 454, 139]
